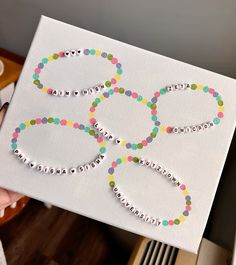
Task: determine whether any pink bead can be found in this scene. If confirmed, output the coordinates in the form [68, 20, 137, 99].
[218, 112, 224, 118]
[12, 132, 18, 138]
[111, 78, 116, 84]
[141, 140, 148, 146]
[180, 184, 186, 190]
[60, 119, 67, 126]
[73, 122, 79, 128]
[166, 127, 173, 134]
[168, 220, 174, 225]
[209, 88, 215, 94]
[47, 88, 52, 94]
[90, 118, 96, 124]
[59, 51, 65, 57]
[111, 58, 118, 64]
[154, 91, 160, 97]
[90, 107, 95, 112]
[112, 162, 118, 168]
[128, 156, 133, 162]
[97, 137, 103, 143]
[186, 205, 191, 211]
[151, 109, 157, 115]
[114, 87, 119, 93]
[132, 92, 138, 99]
[34, 68, 40, 74]
[35, 118, 42, 124]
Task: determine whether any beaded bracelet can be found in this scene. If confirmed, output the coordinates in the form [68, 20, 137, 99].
[32, 49, 123, 97]
[89, 87, 160, 150]
[11, 117, 106, 175]
[152, 83, 224, 134]
[108, 156, 192, 227]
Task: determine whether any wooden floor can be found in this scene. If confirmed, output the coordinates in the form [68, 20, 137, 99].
[0, 200, 132, 265]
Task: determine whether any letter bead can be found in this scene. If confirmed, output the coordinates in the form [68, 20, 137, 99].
[77, 165, 85, 173]
[70, 167, 77, 174]
[49, 167, 56, 174]
[37, 164, 44, 172]
[82, 89, 89, 96]
[58, 90, 65, 97]
[139, 158, 146, 166]
[29, 161, 37, 169]
[52, 89, 59, 96]
[43, 166, 50, 174]
[65, 91, 71, 97]
[56, 168, 62, 175]
[62, 168, 68, 175]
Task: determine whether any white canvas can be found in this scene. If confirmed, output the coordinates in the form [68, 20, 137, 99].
[0, 16, 235, 253]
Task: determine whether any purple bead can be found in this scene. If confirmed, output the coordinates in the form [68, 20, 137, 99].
[213, 92, 219, 97]
[183, 211, 189, 216]
[126, 143, 131, 149]
[103, 92, 109, 98]
[151, 97, 157, 103]
[146, 136, 153, 143]
[42, 117, 48, 124]
[37, 84, 43, 89]
[108, 167, 114, 174]
[185, 195, 191, 201]
[15, 127, 20, 133]
[125, 90, 132, 96]
[11, 138, 17, 143]
[79, 124, 85, 130]
[38, 63, 44, 69]
[101, 52, 107, 58]
[155, 121, 160, 126]
[84, 49, 90, 55]
[116, 63, 122, 68]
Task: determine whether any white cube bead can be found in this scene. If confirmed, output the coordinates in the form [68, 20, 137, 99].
[52, 89, 59, 96]
[84, 164, 90, 171]
[82, 89, 89, 95]
[70, 167, 77, 174]
[37, 164, 44, 172]
[56, 168, 62, 175]
[77, 165, 85, 173]
[145, 160, 151, 167]
[73, 90, 80, 97]
[65, 91, 71, 97]
[62, 168, 68, 175]
[151, 162, 158, 169]
[64, 50, 70, 57]
[107, 134, 115, 141]
[23, 157, 30, 164]
[115, 138, 122, 144]
[43, 166, 50, 174]
[29, 161, 37, 169]
[58, 90, 65, 97]
[49, 167, 56, 174]
[139, 158, 145, 166]
[70, 49, 76, 56]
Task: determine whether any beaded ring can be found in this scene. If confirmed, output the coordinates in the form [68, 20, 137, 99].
[11, 117, 106, 175]
[152, 83, 224, 134]
[89, 87, 160, 150]
[32, 49, 123, 97]
[108, 156, 192, 227]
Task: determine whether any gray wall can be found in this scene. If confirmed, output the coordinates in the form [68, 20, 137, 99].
[0, 0, 235, 250]
[0, 0, 236, 78]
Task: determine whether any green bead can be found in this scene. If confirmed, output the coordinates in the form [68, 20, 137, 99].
[11, 143, 17, 150]
[213, 117, 220, 124]
[216, 95, 221, 101]
[162, 220, 168, 226]
[30, 119, 36, 125]
[152, 127, 158, 133]
[90, 49, 96, 55]
[33, 79, 40, 85]
[137, 95, 143, 101]
[42, 58, 48, 64]
[19, 123, 26, 130]
[174, 219, 180, 225]
[150, 132, 157, 138]
[119, 87, 125, 94]
[150, 103, 156, 110]
[137, 143, 143, 149]
[33, 74, 39, 80]
[203, 86, 209, 93]
[191, 84, 197, 90]
[109, 181, 115, 188]
[131, 144, 137, 150]
[218, 100, 223, 106]
[105, 81, 111, 87]
[95, 98, 101, 104]
[92, 102, 97, 107]
[53, 53, 59, 59]
[89, 130, 95, 136]
[117, 68, 122, 75]
[107, 53, 113, 60]
[100, 147, 106, 154]
[160, 88, 167, 95]
[186, 200, 191, 205]
[146, 102, 152, 107]
[54, 118, 60, 124]
[116, 158, 122, 164]
[48, 117, 54, 123]
[133, 157, 139, 163]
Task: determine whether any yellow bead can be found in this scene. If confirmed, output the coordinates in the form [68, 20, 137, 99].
[142, 98, 148, 104]
[25, 121, 31, 127]
[183, 190, 189, 196]
[108, 175, 114, 182]
[160, 126, 166, 132]
[219, 106, 224, 112]
[179, 214, 186, 222]
[121, 140, 126, 147]
[99, 95, 105, 100]
[48, 56, 53, 61]
[197, 84, 203, 90]
[41, 87, 48, 92]
[67, 120, 73, 127]
[122, 156, 127, 163]
[95, 50, 101, 56]
[89, 112, 94, 118]
[114, 74, 121, 80]
[99, 142, 106, 147]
